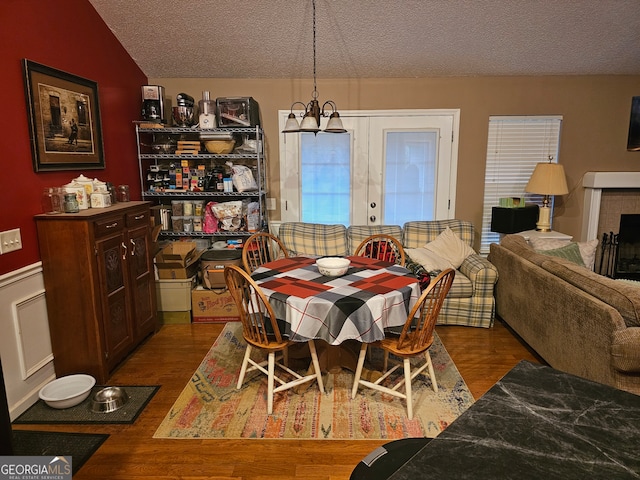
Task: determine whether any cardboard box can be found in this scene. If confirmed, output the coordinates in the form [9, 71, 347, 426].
[155, 241, 202, 279]
[157, 241, 197, 263]
[156, 276, 196, 311]
[191, 287, 240, 323]
[158, 310, 191, 324]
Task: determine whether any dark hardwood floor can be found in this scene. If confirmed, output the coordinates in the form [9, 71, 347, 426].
[13, 318, 539, 479]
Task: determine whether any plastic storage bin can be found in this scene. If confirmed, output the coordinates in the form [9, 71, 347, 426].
[156, 276, 196, 311]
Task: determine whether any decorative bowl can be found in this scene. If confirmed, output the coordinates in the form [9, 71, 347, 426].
[39, 374, 96, 409]
[90, 386, 130, 413]
[316, 257, 351, 276]
[204, 139, 235, 154]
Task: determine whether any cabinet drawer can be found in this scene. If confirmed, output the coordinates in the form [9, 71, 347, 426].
[126, 209, 149, 228]
[94, 216, 125, 237]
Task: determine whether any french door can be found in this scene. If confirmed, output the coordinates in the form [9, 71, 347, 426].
[278, 109, 459, 226]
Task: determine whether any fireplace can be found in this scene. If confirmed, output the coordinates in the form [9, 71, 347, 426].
[615, 214, 640, 280]
[581, 172, 640, 241]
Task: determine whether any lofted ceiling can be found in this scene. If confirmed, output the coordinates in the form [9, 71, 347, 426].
[88, 0, 640, 79]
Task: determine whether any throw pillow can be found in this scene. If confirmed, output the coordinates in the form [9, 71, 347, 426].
[423, 227, 475, 269]
[529, 238, 598, 271]
[405, 247, 453, 272]
[536, 242, 586, 267]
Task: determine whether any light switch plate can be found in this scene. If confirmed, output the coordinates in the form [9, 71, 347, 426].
[0, 228, 22, 254]
[266, 198, 276, 211]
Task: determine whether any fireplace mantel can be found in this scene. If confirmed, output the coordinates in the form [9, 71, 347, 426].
[581, 171, 640, 241]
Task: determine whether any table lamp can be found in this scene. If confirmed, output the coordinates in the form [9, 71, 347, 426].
[525, 162, 569, 231]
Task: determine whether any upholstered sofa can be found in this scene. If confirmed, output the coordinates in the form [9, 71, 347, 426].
[489, 234, 640, 395]
[277, 220, 498, 328]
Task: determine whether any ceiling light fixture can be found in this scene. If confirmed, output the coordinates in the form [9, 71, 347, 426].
[282, 0, 346, 134]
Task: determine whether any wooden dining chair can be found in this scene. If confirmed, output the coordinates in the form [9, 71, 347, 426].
[351, 268, 455, 419]
[242, 232, 289, 273]
[224, 265, 324, 414]
[354, 234, 406, 266]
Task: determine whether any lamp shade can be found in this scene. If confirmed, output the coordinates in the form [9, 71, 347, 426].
[299, 112, 320, 132]
[525, 163, 569, 196]
[282, 113, 300, 133]
[324, 112, 347, 133]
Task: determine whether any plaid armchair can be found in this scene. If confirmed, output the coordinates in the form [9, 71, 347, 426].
[403, 220, 498, 328]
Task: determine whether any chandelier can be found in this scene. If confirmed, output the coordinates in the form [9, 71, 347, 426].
[282, 0, 346, 134]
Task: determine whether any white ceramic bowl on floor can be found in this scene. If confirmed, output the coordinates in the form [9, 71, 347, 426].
[39, 374, 96, 409]
[316, 257, 351, 276]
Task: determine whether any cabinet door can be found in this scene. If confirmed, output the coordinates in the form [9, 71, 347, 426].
[126, 220, 157, 340]
[95, 231, 134, 370]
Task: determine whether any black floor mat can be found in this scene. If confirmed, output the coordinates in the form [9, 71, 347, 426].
[11, 430, 109, 476]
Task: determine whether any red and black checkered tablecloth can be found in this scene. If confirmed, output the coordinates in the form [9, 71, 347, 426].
[252, 256, 421, 345]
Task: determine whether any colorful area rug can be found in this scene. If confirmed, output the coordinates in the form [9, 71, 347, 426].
[154, 323, 474, 440]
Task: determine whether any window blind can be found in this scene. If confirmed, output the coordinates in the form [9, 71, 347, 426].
[480, 116, 563, 255]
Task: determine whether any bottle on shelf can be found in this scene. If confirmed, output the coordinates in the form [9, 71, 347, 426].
[216, 172, 224, 192]
[42, 187, 64, 214]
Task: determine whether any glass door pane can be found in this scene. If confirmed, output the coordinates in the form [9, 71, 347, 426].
[383, 131, 437, 225]
[368, 114, 453, 225]
[300, 132, 351, 224]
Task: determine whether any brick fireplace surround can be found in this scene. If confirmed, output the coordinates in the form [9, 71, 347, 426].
[581, 171, 640, 242]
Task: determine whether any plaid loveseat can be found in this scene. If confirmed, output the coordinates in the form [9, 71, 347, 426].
[277, 222, 349, 257]
[277, 220, 498, 328]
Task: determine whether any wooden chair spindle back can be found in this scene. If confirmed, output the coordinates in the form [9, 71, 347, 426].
[397, 268, 455, 352]
[224, 265, 283, 345]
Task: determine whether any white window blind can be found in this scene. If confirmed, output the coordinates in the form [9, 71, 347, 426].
[480, 116, 563, 254]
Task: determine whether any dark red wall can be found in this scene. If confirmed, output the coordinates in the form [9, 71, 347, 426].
[0, 0, 147, 275]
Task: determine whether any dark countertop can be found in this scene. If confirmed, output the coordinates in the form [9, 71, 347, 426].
[388, 361, 640, 479]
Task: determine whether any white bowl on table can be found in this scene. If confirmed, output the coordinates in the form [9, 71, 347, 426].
[39, 374, 96, 409]
[316, 257, 351, 277]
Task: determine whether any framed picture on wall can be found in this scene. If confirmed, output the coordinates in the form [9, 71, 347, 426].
[628, 96, 640, 152]
[23, 59, 105, 172]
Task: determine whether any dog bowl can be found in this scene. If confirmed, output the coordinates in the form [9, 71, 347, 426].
[39, 374, 96, 409]
[90, 386, 129, 413]
[316, 257, 351, 276]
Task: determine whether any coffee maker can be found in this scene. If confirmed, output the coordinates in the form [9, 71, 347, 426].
[141, 85, 165, 123]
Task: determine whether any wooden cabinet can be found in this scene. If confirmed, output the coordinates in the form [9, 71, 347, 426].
[35, 201, 157, 383]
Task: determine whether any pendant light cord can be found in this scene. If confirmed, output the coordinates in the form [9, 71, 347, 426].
[312, 0, 318, 100]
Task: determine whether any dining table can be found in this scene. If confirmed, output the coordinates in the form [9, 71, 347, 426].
[251, 255, 422, 372]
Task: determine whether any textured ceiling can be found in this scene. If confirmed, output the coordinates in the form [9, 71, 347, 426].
[88, 0, 640, 79]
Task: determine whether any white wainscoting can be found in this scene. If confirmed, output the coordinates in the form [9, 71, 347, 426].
[0, 263, 55, 420]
